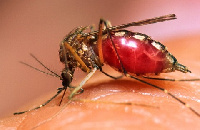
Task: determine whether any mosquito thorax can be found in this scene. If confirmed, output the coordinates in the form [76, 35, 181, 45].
[59, 27, 101, 74]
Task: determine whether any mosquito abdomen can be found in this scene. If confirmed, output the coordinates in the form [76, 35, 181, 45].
[102, 30, 190, 75]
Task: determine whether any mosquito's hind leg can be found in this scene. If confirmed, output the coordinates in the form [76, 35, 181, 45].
[126, 74, 200, 117]
[142, 76, 200, 81]
[101, 70, 123, 79]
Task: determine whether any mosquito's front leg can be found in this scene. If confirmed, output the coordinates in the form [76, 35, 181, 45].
[63, 41, 90, 73]
[14, 88, 64, 115]
[69, 67, 98, 99]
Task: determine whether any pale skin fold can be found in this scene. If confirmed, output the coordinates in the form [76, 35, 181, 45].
[1, 34, 200, 129]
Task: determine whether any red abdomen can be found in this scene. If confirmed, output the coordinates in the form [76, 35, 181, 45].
[102, 31, 172, 74]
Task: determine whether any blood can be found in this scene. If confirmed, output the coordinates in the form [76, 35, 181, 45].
[102, 31, 169, 74]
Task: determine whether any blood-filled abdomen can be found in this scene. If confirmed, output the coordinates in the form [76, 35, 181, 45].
[102, 30, 175, 75]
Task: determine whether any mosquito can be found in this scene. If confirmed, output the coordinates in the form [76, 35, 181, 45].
[14, 14, 200, 117]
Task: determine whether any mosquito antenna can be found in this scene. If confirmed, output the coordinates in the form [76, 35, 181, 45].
[30, 53, 61, 78]
[20, 61, 59, 78]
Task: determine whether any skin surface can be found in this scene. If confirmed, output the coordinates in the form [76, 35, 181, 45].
[0, 0, 200, 129]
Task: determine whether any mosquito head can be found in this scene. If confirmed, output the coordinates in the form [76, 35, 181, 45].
[61, 69, 73, 88]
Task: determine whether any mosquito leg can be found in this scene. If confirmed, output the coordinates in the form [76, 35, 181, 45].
[96, 19, 124, 79]
[68, 85, 84, 94]
[127, 74, 200, 117]
[101, 19, 127, 74]
[58, 84, 84, 106]
[111, 14, 176, 30]
[69, 67, 98, 99]
[89, 14, 176, 35]
[142, 76, 200, 81]
[97, 19, 104, 64]
[100, 70, 123, 79]
[14, 88, 64, 115]
[63, 41, 90, 73]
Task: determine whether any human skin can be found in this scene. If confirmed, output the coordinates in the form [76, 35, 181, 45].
[1, 0, 200, 129]
[1, 34, 200, 129]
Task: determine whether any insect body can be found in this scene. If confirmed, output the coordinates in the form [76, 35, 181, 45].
[60, 28, 190, 86]
[14, 14, 200, 117]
